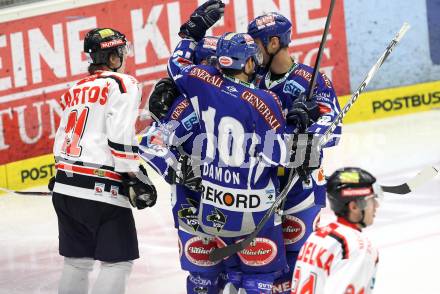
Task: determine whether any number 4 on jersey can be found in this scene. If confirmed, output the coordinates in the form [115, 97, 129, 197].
[291, 267, 317, 294]
[61, 107, 89, 157]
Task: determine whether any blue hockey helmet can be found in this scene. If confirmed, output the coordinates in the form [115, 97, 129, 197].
[194, 36, 219, 65]
[247, 12, 292, 48]
[216, 32, 263, 70]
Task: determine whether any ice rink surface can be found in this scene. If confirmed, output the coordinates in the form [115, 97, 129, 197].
[0, 110, 439, 294]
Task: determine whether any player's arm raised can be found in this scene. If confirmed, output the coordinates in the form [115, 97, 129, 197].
[167, 0, 224, 82]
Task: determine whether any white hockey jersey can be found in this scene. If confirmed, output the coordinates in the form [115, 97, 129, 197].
[291, 217, 379, 294]
[52, 70, 142, 208]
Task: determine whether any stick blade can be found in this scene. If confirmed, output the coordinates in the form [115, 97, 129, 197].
[381, 166, 438, 195]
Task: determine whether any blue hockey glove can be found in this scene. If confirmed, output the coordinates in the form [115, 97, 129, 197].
[286, 94, 320, 132]
[121, 165, 157, 209]
[179, 0, 225, 41]
[149, 77, 180, 121]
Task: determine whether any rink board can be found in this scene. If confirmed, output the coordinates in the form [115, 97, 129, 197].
[340, 80, 440, 123]
[0, 80, 438, 193]
[0, 154, 55, 194]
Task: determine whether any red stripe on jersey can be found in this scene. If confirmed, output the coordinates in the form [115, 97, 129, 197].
[110, 149, 139, 160]
[56, 162, 122, 181]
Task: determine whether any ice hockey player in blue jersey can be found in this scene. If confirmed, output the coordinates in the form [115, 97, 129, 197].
[159, 2, 298, 292]
[139, 36, 224, 294]
[247, 12, 342, 293]
[167, 30, 289, 293]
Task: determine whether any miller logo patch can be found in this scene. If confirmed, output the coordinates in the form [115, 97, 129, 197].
[237, 237, 277, 266]
[184, 236, 221, 266]
[282, 215, 306, 245]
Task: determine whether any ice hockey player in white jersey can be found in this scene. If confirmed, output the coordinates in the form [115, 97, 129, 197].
[51, 28, 157, 294]
[291, 167, 381, 294]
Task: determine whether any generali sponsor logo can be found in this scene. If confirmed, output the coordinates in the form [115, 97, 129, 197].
[189, 67, 223, 88]
[170, 98, 190, 120]
[282, 215, 306, 245]
[237, 237, 277, 266]
[184, 236, 221, 266]
[241, 90, 281, 131]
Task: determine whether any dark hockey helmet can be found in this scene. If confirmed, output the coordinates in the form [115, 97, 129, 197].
[247, 12, 292, 48]
[327, 167, 382, 216]
[84, 28, 129, 68]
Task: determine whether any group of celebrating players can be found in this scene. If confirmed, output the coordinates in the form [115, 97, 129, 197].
[50, 1, 382, 293]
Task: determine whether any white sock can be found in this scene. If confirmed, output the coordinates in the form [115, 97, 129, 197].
[90, 261, 133, 294]
[58, 257, 94, 294]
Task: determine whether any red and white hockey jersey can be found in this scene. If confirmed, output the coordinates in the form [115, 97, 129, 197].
[291, 217, 379, 294]
[53, 70, 142, 208]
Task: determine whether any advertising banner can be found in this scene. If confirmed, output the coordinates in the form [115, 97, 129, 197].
[0, 0, 350, 165]
[340, 80, 440, 123]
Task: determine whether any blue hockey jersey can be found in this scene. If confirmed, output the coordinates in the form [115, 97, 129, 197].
[255, 62, 342, 211]
[139, 95, 203, 233]
[167, 39, 288, 237]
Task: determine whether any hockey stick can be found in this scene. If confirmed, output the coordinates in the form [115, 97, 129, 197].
[0, 186, 51, 196]
[306, 0, 336, 101]
[381, 165, 438, 194]
[209, 22, 411, 262]
[209, 0, 337, 261]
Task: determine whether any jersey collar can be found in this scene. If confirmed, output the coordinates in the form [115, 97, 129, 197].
[337, 216, 362, 232]
[223, 74, 256, 89]
[264, 58, 298, 89]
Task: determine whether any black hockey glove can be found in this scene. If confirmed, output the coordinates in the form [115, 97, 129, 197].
[169, 155, 203, 192]
[290, 133, 322, 181]
[179, 0, 225, 41]
[149, 77, 180, 121]
[48, 176, 55, 192]
[121, 165, 157, 209]
[286, 94, 320, 132]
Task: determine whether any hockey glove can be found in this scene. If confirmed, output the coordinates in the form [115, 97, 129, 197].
[149, 77, 180, 121]
[179, 0, 225, 41]
[169, 155, 203, 192]
[121, 165, 157, 209]
[48, 176, 55, 192]
[286, 94, 320, 132]
[291, 133, 322, 181]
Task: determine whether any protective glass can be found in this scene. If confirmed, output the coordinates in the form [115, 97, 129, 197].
[122, 41, 133, 57]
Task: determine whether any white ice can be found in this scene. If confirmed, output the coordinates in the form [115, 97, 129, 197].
[0, 110, 439, 294]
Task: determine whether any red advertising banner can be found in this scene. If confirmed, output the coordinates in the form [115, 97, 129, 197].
[0, 0, 349, 165]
